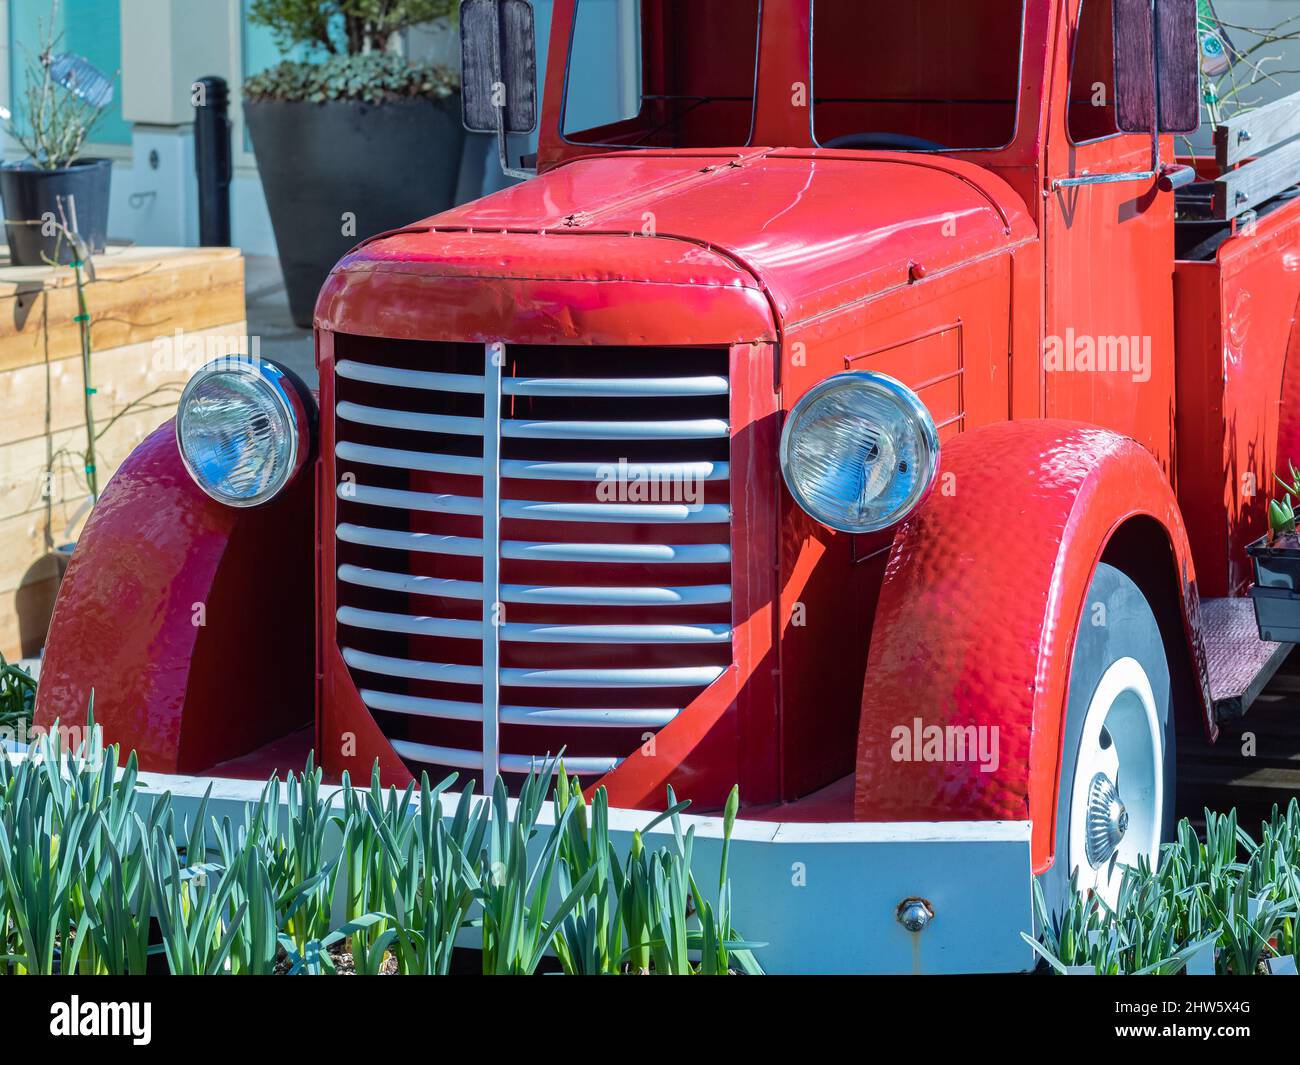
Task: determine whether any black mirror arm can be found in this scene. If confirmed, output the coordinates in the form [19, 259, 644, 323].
[490, 0, 532, 181]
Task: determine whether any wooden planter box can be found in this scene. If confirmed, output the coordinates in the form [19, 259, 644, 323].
[0, 245, 247, 659]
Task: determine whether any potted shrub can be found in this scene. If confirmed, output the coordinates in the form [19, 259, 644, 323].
[244, 0, 463, 328]
[1247, 462, 1300, 641]
[0, 6, 114, 267]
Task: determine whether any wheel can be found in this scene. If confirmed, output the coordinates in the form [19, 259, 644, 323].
[1038, 563, 1177, 920]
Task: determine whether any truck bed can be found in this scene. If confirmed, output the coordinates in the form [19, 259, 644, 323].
[1173, 179, 1300, 598]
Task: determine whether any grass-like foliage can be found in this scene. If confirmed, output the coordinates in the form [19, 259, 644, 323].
[1025, 805, 1300, 974]
[0, 718, 762, 975]
[0, 656, 36, 738]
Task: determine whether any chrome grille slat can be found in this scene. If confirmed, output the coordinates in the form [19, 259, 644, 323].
[340, 606, 730, 644]
[502, 499, 730, 524]
[505, 417, 728, 440]
[339, 483, 482, 516]
[338, 441, 729, 482]
[504, 376, 728, 397]
[336, 524, 484, 557]
[341, 482, 727, 523]
[504, 540, 730, 564]
[337, 359, 486, 394]
[337, 358, 725, 398]
[336, 523, 732, 564]
[501, 458, 729, 481]
[359, 688, 681, 728]
[337, 400, 484, 437]
[390, 739, 621, 775]
[336, 441, 481, 477]
[339, 564, 730, 606]
[339, 400, 726, 441]
[344, 648, 724, 688]
[334, 339, 732, 779]
[343, 648, 481, 685]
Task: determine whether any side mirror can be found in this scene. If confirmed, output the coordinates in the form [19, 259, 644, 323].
[1114, 0, 1200, 134]
[460, 0, 538, 176]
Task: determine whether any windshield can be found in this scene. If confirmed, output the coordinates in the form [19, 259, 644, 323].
[812, 0, 1025, 152]
[561, 0, 762, 149]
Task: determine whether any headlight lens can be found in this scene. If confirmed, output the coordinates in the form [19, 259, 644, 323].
[779, 371, 940, 534]
[176, 357, 310, 507]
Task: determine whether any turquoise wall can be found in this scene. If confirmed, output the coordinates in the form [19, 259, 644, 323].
[8, 0, 130, 146]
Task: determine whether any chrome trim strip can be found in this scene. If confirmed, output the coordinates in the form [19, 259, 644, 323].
[482, 346, 503, 781]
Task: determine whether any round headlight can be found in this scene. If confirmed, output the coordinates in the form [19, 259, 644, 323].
[176, 357, 311, 507]
[779, 371, 940, 534]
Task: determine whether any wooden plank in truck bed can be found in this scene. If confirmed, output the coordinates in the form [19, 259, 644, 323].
[1214, 138, 1300, 220]
[1215, 90, 1300, 169]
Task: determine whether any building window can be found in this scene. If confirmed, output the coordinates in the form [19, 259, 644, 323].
[8, 0, 130, 147]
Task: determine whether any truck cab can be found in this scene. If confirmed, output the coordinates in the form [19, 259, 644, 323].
[35, 0, 1300, 969]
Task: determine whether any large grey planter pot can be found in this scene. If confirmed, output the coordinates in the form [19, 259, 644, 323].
[0, 157, 112, 266]
[245, 95, 465, 329]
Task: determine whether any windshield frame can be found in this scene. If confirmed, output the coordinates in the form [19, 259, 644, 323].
[557, 0, 766, 153]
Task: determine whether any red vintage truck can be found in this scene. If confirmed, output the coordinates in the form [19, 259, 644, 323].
[30, 0, 1300, 972]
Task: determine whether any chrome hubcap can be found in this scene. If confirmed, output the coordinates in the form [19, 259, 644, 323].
[1084, 771, 1129, 868]
[1067, 657, 1163, 906]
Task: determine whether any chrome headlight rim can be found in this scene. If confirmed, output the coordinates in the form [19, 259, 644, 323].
[779, 370, 941, 535]
[176, 356, 313, 508]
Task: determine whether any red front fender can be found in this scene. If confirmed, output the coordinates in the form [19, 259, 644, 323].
[854, 420, 1212, 871]
[34, 423, 315, 773]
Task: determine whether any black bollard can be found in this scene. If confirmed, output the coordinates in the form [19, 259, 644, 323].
[193, 76, 232, 247]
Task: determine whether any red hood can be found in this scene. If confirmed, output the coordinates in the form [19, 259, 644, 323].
[322, 148, 1034, 337]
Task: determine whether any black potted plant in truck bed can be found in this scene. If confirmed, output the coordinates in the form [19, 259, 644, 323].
[244, 0, 463, 328]
[0, 4, 115, 267]
[1247, 462, 1300, 642]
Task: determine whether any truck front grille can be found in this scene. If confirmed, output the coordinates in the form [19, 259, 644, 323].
[332, 336, 733, 785]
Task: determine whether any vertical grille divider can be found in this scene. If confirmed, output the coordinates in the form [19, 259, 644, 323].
[482, 343, 504, 779]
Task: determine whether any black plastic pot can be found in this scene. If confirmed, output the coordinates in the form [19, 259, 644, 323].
[1246, 534, 1300, 641]
[0, 157, 112, 266]
[244, 96, 465, 328]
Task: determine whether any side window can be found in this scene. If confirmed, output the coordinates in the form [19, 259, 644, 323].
[1069, 0, 1121, 142]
